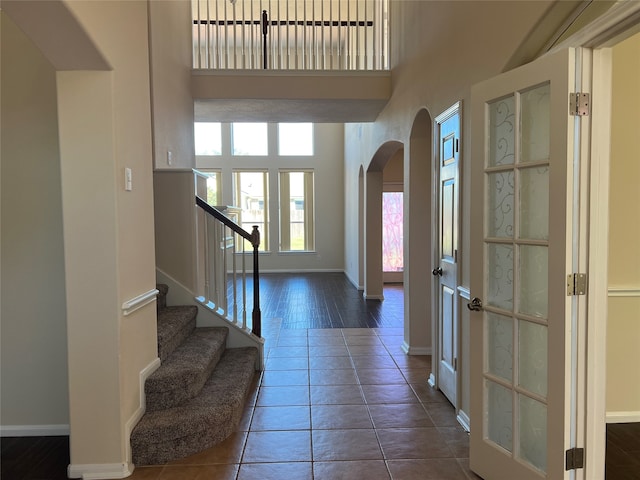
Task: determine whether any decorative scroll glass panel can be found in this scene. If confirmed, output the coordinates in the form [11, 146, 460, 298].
[518, 245, 548, 318]
[518, 394, 548, 472]
[486, 380, 513, 452]
[520, 84, 550, 164]
[487, 171, 514, 238]
[519, 167, 549, 240]
[487, 312, 513, 382]
[488, 95, 515, 167]
[486, 243, 513, 311]
[518, 319, 548, 397]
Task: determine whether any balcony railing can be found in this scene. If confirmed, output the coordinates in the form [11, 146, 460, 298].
[192, 0, 389, 70]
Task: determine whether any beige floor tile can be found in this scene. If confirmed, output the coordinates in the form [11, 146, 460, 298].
[168, 432, 247, 465]
[309, 355, 354, 370]
[309, 345, 350, 357]
[308, 335, 346, 346]
[261, 369, 309, 386]
[314, 460, 391, 480]
[309, 368, 359, 385]
[310, 384, 365, 405]
[356, 367, 406, 385]
[312, 429, 383, 461]
[351, 355, 397, 369]
[361, 384, 420, 404]
[424, 402, 461, 426]
[401, 369, 431, 384]
[256, 386, 310, 406]
[387, 459, 468, 480]
[158, 464, 239, 480]
[237, 462, 312, 480]
[265, 356, 308, 370]
[342, 328, 377, 336]
[368, 403, 434, 428]
[348, 344, 391, 356]
[267, 346, 308, 358]
[456, 458, 484, 479]
[311, 404, 373, 429]
[410, 382, 449, 403]
[276, 336, 309, 347]
[250, 406, 311, 431]
[437, 426, 470, 457]
[344, 335, 385, 346]
[377, 428, 454, 459]
[242, 431, 312, 463]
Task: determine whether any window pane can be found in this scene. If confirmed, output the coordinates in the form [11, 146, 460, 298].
[279, 171, 314, 252]
[383, 192, 403, 272]
[278, 123, 313, 156]
[202, 171, 221, 205]
[234, 171, 268, 251]
[232, 123, 268, 156]
[194, 122, 222, 155]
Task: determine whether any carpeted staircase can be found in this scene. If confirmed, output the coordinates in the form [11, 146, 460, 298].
[130, 284, 259, 465]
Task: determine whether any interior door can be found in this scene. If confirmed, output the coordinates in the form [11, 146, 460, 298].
[434, 104, 460, 406]
[469, 48, 582, 479]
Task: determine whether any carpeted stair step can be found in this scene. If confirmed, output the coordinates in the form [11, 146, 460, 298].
[131, 346, 259, 466]
[156, 305, 198, 362]
[145, 327, 229, 412]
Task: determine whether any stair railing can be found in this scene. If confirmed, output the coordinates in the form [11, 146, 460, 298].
[195, 195, 261, 338]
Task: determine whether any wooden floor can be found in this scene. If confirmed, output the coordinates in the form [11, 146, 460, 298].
[1, 273, 638, 479]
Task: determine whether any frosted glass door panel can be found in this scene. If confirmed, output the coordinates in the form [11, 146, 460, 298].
[518, 395, 548, 472]
[520, 84, 550, 164]
[518, 320, 548, 397]
[518, 245, 548, 318]
[488, 171, 514, 238]
[486, 243, 513, 311]
[488, 96, 515, 167]
[519, 167, 549, 240]
[487, 312, 513, 382]
[486, 381, 513, 452]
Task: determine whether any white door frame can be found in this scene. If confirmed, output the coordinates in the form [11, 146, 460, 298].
[550, 2, 640, 477]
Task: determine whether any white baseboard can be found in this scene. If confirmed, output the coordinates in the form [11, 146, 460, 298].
[67, 462, 133, 479]
[363, 293, 384, 300]
[606, 411, 640, 423]
[124, 357, 161, 464]
[401, 341, 432, 356]
[457, 410, 471, 432]
[0, 424, 70, 437]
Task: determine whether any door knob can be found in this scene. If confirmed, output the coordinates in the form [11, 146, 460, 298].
[432, 267, 443, 276]
[467, 297, 483, 311]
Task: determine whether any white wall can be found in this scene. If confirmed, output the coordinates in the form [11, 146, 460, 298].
[197, 123, 345, 272]
[0, 12, 70, 433]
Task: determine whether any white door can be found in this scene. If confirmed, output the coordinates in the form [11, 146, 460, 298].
[469, 48, 585, 479]
[434, 104, 460, 406]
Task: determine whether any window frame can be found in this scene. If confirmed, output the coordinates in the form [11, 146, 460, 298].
[233, 169, 270, 252]
[279, 169, 315, 252]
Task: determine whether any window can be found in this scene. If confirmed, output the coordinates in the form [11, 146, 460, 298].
[279, 171, 314, 252]
[199, 170, 221, 206]
[233, 171, 269, 251]
[194, 122, 222, 155]
[382, 192, 403, 272]
[232, 123, 268, 156]
[278, 123, 314, 156]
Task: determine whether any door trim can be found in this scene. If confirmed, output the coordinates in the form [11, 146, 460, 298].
[431, 101, 462, 408]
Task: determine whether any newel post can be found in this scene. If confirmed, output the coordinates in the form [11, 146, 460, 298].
[250, 225, 261, 337]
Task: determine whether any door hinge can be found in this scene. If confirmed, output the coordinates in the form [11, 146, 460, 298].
[454, 358, 458, 371]
[565, 447, 585, 470]
[570, 92, 590, 116]
[567, 273, 587, 296]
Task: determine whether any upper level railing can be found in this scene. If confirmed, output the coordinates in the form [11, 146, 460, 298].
[192, 0, 389, 70]
[195, 195, 262, 338]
